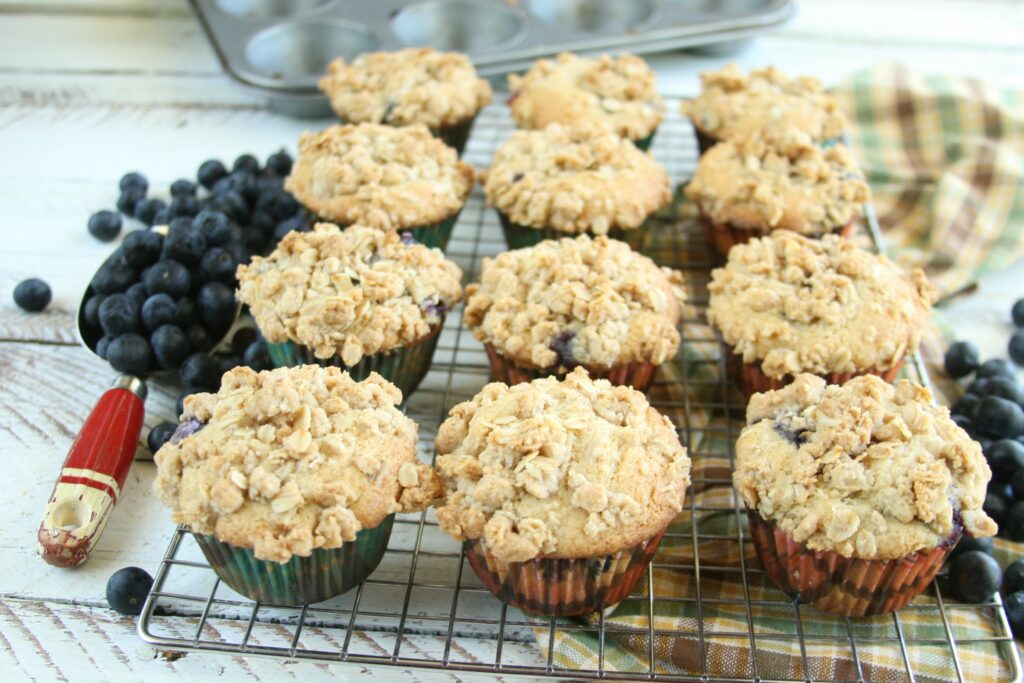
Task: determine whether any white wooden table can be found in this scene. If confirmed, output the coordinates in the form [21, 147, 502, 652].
[1, 1, 1022, 681]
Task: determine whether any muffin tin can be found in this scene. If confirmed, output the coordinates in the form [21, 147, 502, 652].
[190, 0, 795, 116]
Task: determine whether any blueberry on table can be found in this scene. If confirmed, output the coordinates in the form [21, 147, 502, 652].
[170, 178, 197, 197]
[118, 172, 148, 194]
[106, 333, 153, 375]
[978, 358, 1016, 380]
[90, 251, 137, 295]
[121, 229, 163, 269]
[1010, 331, 1024, 367]
[116, 187, 145, 216]
[983, 493, 1008, 526]
[87, 210, 122, 242]
[986, 439, 1024, 483]
[1004, 560, 1024, 595]
[945, 341, 980, 379]
[186, 325, 210, 353]
[180, 352, 221, 391]
[161, 227, 207, 266]
[140, 293, 176, 332]
[193, 209, 231, 247]
[197, 247, 238, 285]
[1013, 299, 1024, 327]
[147, 421, 177, 453]
[142, 260, 191, 299]
[243, 340, 272, 372]
[106, 566, 153, 616]
[13, 278, 52, 312]
[197, 282, 236, 334]
[98, 293, 139, 336]
[151, 324, 189, 370]
[975, 396, 1024, 438]
[1005, 592, 1024, 638]
[232, 153, 260, 174]
[1005, 502, 1024, 541]
[949, 535, 994, 559]
[949, 551, 1002, 603]
[197, 159, 228, 190]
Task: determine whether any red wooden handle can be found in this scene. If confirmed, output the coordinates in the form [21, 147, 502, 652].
[38, 381, 146, 568]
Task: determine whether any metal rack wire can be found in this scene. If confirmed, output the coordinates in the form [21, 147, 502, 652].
[138, 100, 1022, 682]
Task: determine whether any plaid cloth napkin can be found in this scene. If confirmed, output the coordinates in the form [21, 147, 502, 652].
[533, 66, 1024, 681]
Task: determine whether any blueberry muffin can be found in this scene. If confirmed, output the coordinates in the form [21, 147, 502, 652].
[707, 231, 935, 397]
[236, 224, 463, 398]
[153, 365, 441, 605]
[285, 123, 475, 249]
[482, 124, 671, 250]
[434, 368, 691, 616]
[319, 47, 493, 155]
[735, 374, 996, 615]
[508, 52, 663, 149]
[682, 63, 847, 153]
[464, 234, 685, 392]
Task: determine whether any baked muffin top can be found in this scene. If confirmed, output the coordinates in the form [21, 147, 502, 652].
[319, 48, 493, 129]
[707, 231, 934, 378]
[734, 374, 996, 560]
[284, 123, 475, 230]
[464, 234, 685, 370]
[684, 128, 870, 234]
[508, 52, 663, 140]
[682, 63, 847, 143]
[482, 125, 670, 234]
[434, 368, 691, 562]
[236, 224, 463, 363]
[153, 366, 442, 563]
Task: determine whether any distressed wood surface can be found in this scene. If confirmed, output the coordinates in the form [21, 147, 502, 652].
[0, 0, 1022, 681]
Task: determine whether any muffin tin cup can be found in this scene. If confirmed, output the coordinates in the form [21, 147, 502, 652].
[746, 510, 956, 617]
[193, 515, 395, 606]
[483, 343, 659, 393]
[264, 322, 443, 399]
[463, 527, 667, 617]
[697, 209, 856, 259]
[497, 212, 648, 251]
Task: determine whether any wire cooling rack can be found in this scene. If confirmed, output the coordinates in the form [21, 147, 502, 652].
[138, 100, 1022, 682]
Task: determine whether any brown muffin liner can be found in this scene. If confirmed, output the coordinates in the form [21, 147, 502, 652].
[747, 510, 957, 616]
[483, 343, 658, 393]
[722, 342, 906, 398]
[464, 528, 667, 617]
[697, 208, 856, 259]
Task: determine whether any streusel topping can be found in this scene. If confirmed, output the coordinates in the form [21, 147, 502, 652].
[483, 125, 670, 234]
[734, 374, 996, 560]
[464, 235, 685, 370]
[285, 123, 475, 230]
[319, 48, 493, 129]
[434, 369, 691, 562]
[708, 231, 934, 379]
[508, 53, 664, 140]
[682, 63, 848, 143]
[236, 224, 463, 363]
[153, 366, 442, 563]
[685, 128, 870, 234]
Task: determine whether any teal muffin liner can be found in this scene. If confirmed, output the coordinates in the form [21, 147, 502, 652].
[264, 322, 443, 399]
[632, 129, 657, 152]
[497, 212, 648, 252]
[194, 515, 394, 606]
[433, 116, 477, 156]
[305, 210, 461, 251]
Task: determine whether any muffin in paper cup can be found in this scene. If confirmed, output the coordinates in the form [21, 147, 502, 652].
[685, 128, 869, 257]
[284, 123, 474, 251]
[433, 369, 691, 617]
[734, 375, 996, 616]
[319, 47, 492, 157]
[483, 124, 670, 251]
[707, 231, 934, 396]
[153, 366, 442, 606]
[463, 234, 685, 394]
[237, 224, 463, 401]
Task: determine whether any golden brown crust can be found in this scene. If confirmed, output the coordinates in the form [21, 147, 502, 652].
[153, 366, 442, 563]
[236, 224, 463, 363]
[508, 53, 663, 140]
[285, 123, 475, 230]
[434, 369, 691, 563]
[707, 231, 935, 378]
[734, 374, 996, 560]
[320, 48, 493, 129]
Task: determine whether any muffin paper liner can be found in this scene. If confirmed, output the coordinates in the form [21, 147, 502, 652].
[265, 322, 443, 400]
[746, 511, 956, 616]
[433, 116, 476, 157]
[463, 528, 667, 617]
[632, 128, 657, 152]
[497, 212, 648, 251]
[305, 210, 461, 251]
[194, 515, 394, 606]
[697, 209, 857, 259]
[694, 128, 718, 155]
[483, 343, 659, 393]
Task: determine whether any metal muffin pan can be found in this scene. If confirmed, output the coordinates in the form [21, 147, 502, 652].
[191, 0, 794, 117]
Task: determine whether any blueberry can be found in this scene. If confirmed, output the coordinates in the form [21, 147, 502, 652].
[967, 377, 992, 397]
[151, 208, 170, 226]
[1014, 299, 1024, 327]
[273, 215, 308, 241]
[121, 229, 163, 269]
[951, 414, 974, 434]
[951, 393, 980, 417]
[142, 260, 191, 298]
[170, 178, 197, 197]
[242, 227, 268, 254]
[232, 154, 260, 174]
[986, 376, 1024, 406]
[140, 293, 177, 332]
[175, 298, 197, 328]
[1012, 469, 1024, 501]
[265, 149, 292, 177]
[106, 333, 153, 375]
[193, 209, 231, 246]
[168, 216, 194, 233]
[977, 396, 1024, 438]
[949, 551, 1002, 603]
[197, 247, 238, 285]
[151, 324, 189, 370]
[978, 358, 1016, 380]
[949, 535, 994, 559]
[125, 283, 148, 308]
[118, 172, 148, 194]
[87, 210, 122, 242]
[106, 566, 154, 616]
[171, 415, 206, 443]
[162, 227, 207, 266]
[197, 159, 228, 189]
[1011, 332, 1024, 367]
[977, 434, 994, 453]
[186, 325, 211, 352]
[13, 278, 52, 312]
[98, 294, 139, 336]
[180, 352, 221, 390]
[1005, 592, 1024, 638]
[91, 251, 137, 295]
[217, 355, 243, 377]
[243, 340, 272, 372]
[134, 198, 166, 226]
[1005, 502, 1024, 541]
[550, 331, 578, 369]
[248, 211, 276, 239]
[987, 440, 1024, 483]
[167, 194, 199, 219]
[1004, 560, 1024, 595]
[197, 282, 236, 336]
[229, 171, 259, 204]
[83, 295, 105, 329]
[945, 341, 980, 379]
[990, 479, 1014, 501]
[95, 335, 111, 359]
[147, 421, 177, 453]
[255, 190, 300, 222]
[208, 190, 248, 224]
[176, 389, 195, 418]
[116, 187, 146, 216]
[983, 493, 1008, 526]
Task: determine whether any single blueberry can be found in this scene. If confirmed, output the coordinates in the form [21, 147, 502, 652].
[171, 415, 206, 443]
[13, 278, 51, 312]
[151, 208, 170, 226]
[774, 420, 808, 446]
[91, 250, 137, 295]
[168, 194, 199, 219]
[1010, 331, 1024, 367]
[151, 324, 189, 370]
[118, 172, 148, 194]
[951, 393, 980, 417]
[197, 159, 228, 189]
[161, 227, 207, 267]
[987, 440, 1024, 483]
[1005, 501, 1024, 541]
[1004, 560, 1024, 595]
[978, 358, 1016, 380]
[186, 325, 211, 352]
[180, 352, 221, 390]
[217, 354, 243, 377]
[400, 232, 418, 246]
[175, 298, 197, 328]
[951, 414, 974, 434]
[83, 294, 105, 329]
[197, 247, 238, 285]
[232, 154, 260, 175]
[140, 293, 177, 332]
[949, 535, 994, 559]
[976, 396, 1024, 438]
[273, 215, 308, 241]
[255, 190, 300, 222]
[208, 190, 248, 224]
[967, 377, 992, 397]
[985, 376, 1024, 406]
[134, 198, 167, 226]
[106, 333, 153, 375]
[106, 566, 153, 616]
[1005, 592, 1024, 638]
[945, 341, 980, 379]
[949, 551, 1002, 603]
[550, 331, 577, 369]
[192, 209, 232, 247]
[248, 211, 276, 238]
[197, 282, 236, 336]
[96, 335, 111, 360]
[142, 260, 191, 298]
[125, 283, 148, 308]
[167, 216, 193, 234]
[983, 493, 1008, 526]
[98, 294, 140, 336]
[121, 229, 163, 269]
[87, 210, 122, 242]
[243, 340, 272, 372]
[147, 421, 177, 453]
[170, 178, 197, 197]
[116, 187, 146, 216]
[512, 172, 525, 183]
[1013, 299, 1024, 327]
[265, 149, 292, 177]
